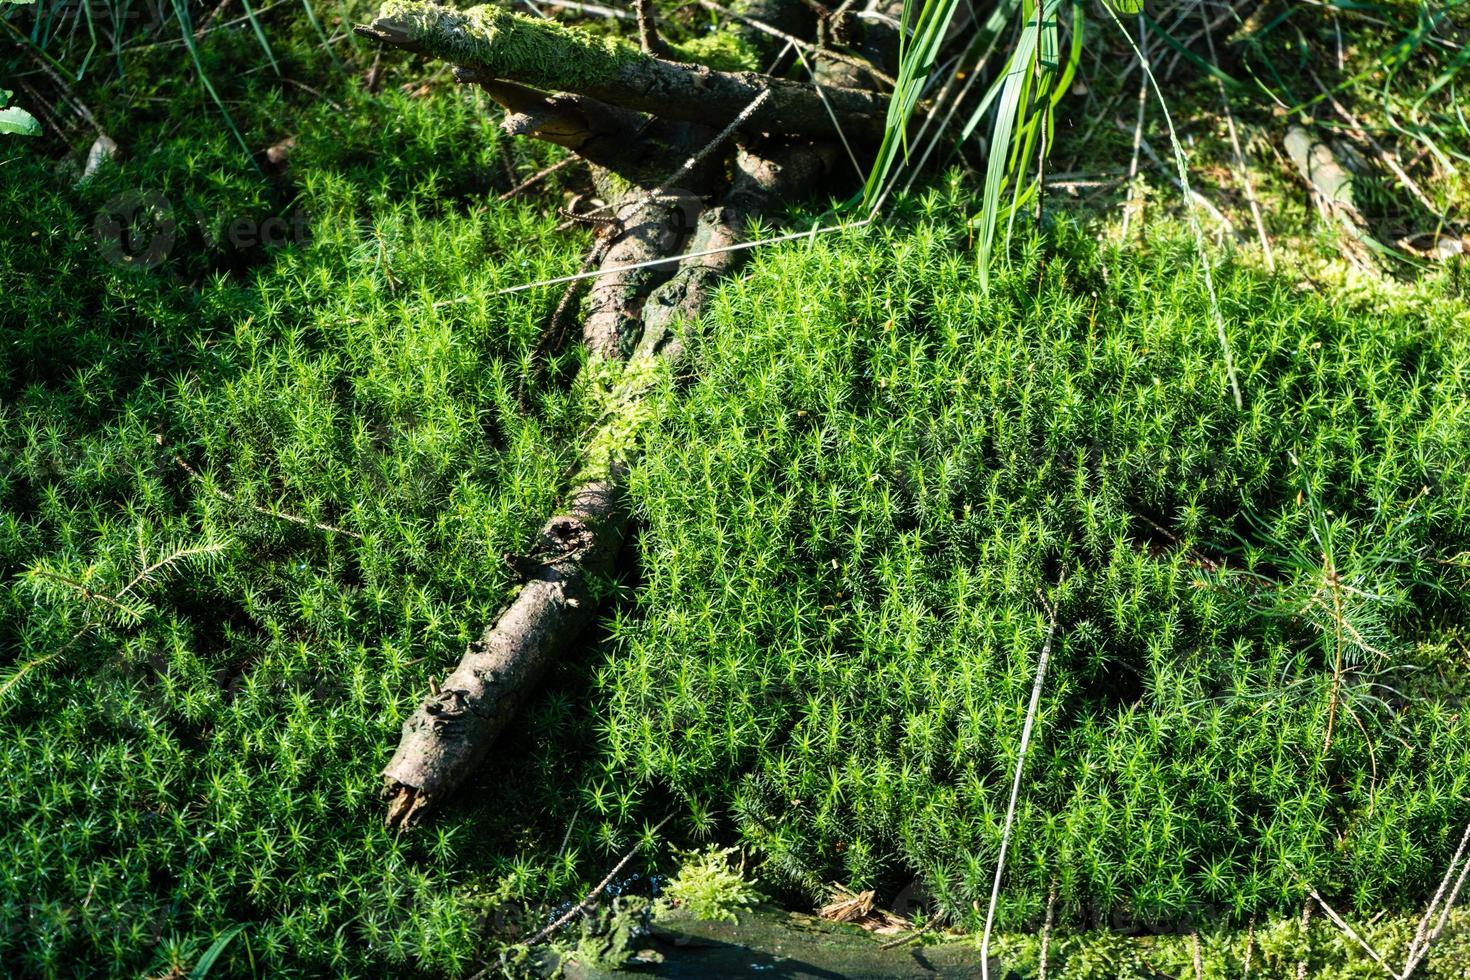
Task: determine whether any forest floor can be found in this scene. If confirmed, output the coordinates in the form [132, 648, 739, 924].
[3, 1, 1470, 977]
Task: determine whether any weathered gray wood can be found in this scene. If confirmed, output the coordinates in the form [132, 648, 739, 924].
[383, 479, 627, 827]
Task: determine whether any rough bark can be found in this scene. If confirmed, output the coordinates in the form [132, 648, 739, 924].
[381, 142, 827, 826]
[357, 1, 890, 141]
[383, 479, 627, 828]
[581, 195, 691, 359]
[366, 0, 848, 825]
[456, 71, 719, 191]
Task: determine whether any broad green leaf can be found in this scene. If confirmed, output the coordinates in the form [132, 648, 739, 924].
[0, 105, 41, 136]
[1107, 0, 1145, 12]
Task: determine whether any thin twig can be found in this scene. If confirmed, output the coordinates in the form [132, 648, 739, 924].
[1308, 888, 1400, 980]
[27, 571, 142, 620]
[634, 0, 671, 57]
[529, 0, 631, 18]
[1038, 882, 1057, 980]
[1099, 2, 1243, 410]
[791, 45, 866, 181]
[697, 0, 897, 88]
[170, 444, 363, 540]
[1296, 898, 1313, 980]
[496, 155, 579, 203]
[1406, 822, 1470, 972]
[878, 920, 935, 950]
[981, 584, 1064, 980]
[1405, 822, 1470, 977]
[1127, 129, 1239, 241]
[117, 543, 227, 599]
[522, 815, 672, 947]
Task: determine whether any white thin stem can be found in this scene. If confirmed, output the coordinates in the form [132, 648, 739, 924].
[1100, 2, 1243, 410]
[1308, 888, 1401, 980]
[981, 595, 1061, 980]
[792, 44, 867, 181]
[1202, 2, 1273, 270]
[1407, 822, 1470, 970]
[1120, 14, 1148, 241]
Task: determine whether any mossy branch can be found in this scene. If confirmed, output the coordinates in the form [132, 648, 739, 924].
[357, 1, 890, 141]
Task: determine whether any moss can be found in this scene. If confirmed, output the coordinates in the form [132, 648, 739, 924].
[372, 0, 642, 90]
[991, 909, 1470, 978]
[574, 349, 669, 484]
[671, 32, 760, 72]
[656, 846, 762, 923]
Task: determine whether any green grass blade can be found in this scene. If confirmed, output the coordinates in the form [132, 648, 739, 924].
[189, 923, 249, 979]
[238, 0, 282, 77]
[168, 0, 261, 171]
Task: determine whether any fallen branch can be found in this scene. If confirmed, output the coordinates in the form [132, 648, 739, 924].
[384, 476, 629, 827]
[356, 1, 891, 141]
[380, 135, 828, 825]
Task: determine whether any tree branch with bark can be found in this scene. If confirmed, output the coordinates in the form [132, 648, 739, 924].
[357, 0, 899, 826]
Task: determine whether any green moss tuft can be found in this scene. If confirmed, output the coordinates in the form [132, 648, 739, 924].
[373, 0, 642, 90]
[670, 32, 760, 72]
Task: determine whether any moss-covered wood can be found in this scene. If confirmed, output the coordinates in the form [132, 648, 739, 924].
[358, 1, 890, 141]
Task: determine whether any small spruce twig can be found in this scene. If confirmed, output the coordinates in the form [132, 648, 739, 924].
[167, 438, 362, 540]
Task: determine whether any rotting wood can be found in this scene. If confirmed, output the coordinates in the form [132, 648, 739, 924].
[380, 138, 829, 826]
[362, 0, 858, 825]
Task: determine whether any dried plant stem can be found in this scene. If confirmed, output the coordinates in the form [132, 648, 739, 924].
[1308, 888, 1400, 980]
[523, 814, 671, 946]
[1120, 14, 1149, 241]
[1038, 882, 1057, 980]
[981, 589, 1062, 980]
[1201, 4, 1273, 269]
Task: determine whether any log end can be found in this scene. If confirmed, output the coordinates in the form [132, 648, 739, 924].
[384, 782, 430, 830]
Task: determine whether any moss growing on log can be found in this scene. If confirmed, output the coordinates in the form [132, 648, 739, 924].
[671, 32, 760, 72]
[372, 0, 640, 91]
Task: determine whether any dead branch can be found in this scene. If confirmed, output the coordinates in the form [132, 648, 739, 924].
[356, 1, 890, 141]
